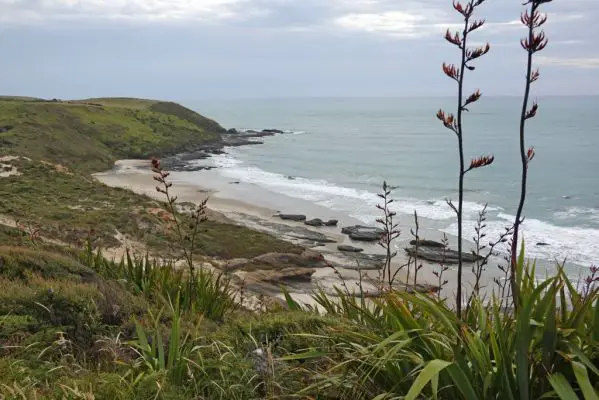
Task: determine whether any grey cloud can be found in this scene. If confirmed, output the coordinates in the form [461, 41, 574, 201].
[0, 0, 597, 99]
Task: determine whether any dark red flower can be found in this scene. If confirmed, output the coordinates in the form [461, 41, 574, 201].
[521, 10, 548, 28]
[521, 31, 548, 53]
[442, 63, 460, 81]
[444, 29, 462, 47]
[464, 90, 482, 107]
[436, 110, 457, 132]
[468, 19, 485, 33]
[469, 155, 495, 170]
[453, 1, 473, 17]
[525, 102, 539, 119]
[466, 43, 490, 61]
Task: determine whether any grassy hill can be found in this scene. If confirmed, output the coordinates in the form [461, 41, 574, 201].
[0, 97, 225, 173]
[0, 97, 297, 255]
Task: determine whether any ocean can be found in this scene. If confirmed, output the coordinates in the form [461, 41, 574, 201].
[186, 96, 599, 269]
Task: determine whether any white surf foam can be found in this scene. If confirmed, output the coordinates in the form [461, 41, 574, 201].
[442, 213, 599, 267]
[211, 153, 599, 267]
[554, 207, 599, 225]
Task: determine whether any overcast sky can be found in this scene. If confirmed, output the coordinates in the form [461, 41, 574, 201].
[1, 0, 597, 99]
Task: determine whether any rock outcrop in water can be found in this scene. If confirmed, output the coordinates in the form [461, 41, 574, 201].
[404, 240, 483, 264]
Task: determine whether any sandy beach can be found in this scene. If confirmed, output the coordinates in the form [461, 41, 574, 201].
[94, 159, 509, 308]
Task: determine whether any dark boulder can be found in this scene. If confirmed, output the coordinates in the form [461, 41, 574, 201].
[337, 245, 364, 253]
[227, 128, 239, 134]
[262, 129, 284, 134]
[536, 242, 550, 246]
[325, 219, 338, 227]
[350, 231, 383, 242]
[342, 225, 384, 242]
[304, 218, 324, 227]
[409, 239, 446, 248]
[341, 225, 372, 235]
[279, 214, 307, 222]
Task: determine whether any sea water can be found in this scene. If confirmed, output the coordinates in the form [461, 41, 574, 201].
[187, 96, 599, 268]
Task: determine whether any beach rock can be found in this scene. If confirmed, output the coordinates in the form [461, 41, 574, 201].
[227, 128, 239, 134]
[350, 231, 383, 242]
[305, 218, 324, 227]
[341, 225, 376, 235]
[345, 226, 384, 242]
[229, 181, 240, 184]
[409, 239, 446, 248]
[404, 246, 483, 264]
[287, 230, 336, 244]
[279, 214, 307, 222]
[329, 253, 386, 270]
[325, 219, 338, 227]
[337, 245, 364, 253]
[536, 242, 550, 246]
[262, 129, 284, 134]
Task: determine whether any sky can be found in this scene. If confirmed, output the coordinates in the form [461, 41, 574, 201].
[1, 0, 598, 99]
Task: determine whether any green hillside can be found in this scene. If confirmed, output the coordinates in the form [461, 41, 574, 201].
[0, 97, 297, 254]
[0, 98, 225, 173]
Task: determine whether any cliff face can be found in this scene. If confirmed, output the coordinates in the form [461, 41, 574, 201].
[0, 97, 225, 173]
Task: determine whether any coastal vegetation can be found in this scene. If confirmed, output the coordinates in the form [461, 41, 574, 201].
[2, 1, 599, 399]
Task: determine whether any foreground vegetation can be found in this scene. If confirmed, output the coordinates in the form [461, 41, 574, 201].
[2, 1, 599, 397]
[1, 231, 597, 399]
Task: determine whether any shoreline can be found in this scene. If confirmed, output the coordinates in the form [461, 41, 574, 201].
[94, 159, 511, 307]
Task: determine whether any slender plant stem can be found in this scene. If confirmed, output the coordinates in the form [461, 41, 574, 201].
[512, 2, 538, 310]
[455, 14, 470, 319]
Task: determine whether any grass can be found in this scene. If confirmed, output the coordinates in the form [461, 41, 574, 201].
[0, 98, 223, 173]
[282, 247, 599, 400]
[0, 97, 299, 258]
[0, 243, 349, 399]
[4, 237, 595, 399]
[0, 156, 299, 257]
